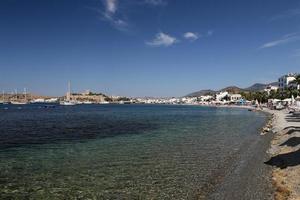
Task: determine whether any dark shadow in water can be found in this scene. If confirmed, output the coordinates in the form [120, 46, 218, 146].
[0, 119, 159, 150]
[280, 137, 300, 147]
[265, 149, 300, 169]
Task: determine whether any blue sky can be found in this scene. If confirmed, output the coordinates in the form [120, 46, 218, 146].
[0, 0, 300, 97]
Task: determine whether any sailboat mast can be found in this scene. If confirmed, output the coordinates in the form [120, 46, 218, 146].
[24, 88, 27, 102]
[68, 81, 71, 94]
[66, 81, 71, 101]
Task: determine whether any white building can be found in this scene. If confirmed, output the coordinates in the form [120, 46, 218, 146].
[278, 73, 297, 91]
[31, 98, 45, 103]
[215, 91, 228, 101]
[45, 98, 59, 103]
[181, 97, 197, 104]
[228, 94, 242, 102]
[200, 95, 214, 101]
[264, 85, 278, 95]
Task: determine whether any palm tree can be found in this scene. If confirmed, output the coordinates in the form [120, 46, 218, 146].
[291, 75, 300, 91]
[295, 75, 300, 84]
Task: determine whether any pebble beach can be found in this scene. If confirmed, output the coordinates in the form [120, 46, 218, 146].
[265, 109, 300, 200]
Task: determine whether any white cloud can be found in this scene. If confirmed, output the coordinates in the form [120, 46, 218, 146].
[144, 0, 167, 6]
[105, 0, 118, 14]
[270, 8, 300, 21]
[100, 0, 129, 31]
[99, 0, 168, 31]
[102, 13, 128, 31]
[183, 32, 199, 41]
[146, 32, 178, 47]
[260, 33, 300, 49]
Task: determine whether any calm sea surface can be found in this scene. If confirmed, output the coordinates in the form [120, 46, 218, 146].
[0, 104, 269, 199]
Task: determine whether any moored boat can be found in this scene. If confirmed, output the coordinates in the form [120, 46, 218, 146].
[10, 101, 28, 105]
[60, 101, 76, 106]
[60, 82, 76, 106]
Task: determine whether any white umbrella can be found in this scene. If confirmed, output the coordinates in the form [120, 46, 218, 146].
[292, 95, 295, 105]
[282, 98, 291, 102]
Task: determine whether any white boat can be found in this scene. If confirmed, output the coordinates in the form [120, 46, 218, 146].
[83, 101, 93, 104]
[10, 88, 29, 105]
[60, 101, 76, 106]
[60, 82, 76, 106]
[11, 101, 28, 105]
[99, 101, 109, 104]
[8, 88, 30, 105]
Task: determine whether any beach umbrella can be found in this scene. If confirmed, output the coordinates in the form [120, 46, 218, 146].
[283, 98, 292, 102]
[292, 95, 295, 105]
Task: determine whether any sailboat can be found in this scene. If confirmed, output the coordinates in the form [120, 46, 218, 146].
[11, 88, 28, 105]
[60, 82, 76, 106]
[2, 92, 9, 104]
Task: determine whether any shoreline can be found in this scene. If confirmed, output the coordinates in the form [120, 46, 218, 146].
[264, 108, 300, 200]
[189, 104, 275, 199]
[0, 104, 275, 199]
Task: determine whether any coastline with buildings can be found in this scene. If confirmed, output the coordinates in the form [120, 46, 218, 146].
[3, 1, 300, 198]
[1, 72, 300, 199]
[2, 73, 299, 109]
[0, 74, 297, 109]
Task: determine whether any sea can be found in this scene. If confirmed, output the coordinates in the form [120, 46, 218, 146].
[0, 104, 273, 199]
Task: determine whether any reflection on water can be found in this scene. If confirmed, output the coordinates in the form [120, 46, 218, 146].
[0, 104, 266, 199]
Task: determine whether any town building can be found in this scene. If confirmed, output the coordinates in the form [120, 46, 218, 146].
[228, 94, 242, 102]
[67, 90, 107, 103]
[200, 95, 214, 102]
[264, 85, 278, 95]
[215, 91, 228, 101]
[278, 73, 298, 91]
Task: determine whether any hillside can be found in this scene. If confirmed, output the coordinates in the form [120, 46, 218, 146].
[186, 90, 217, 97]
[219, 86, 245, 94]
[186, 82, 278, 97]
[244, 82, 278, 91]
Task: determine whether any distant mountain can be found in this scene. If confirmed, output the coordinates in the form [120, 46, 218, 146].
[219, 86, 245, 94]
[186, 82, 278, 97]
[244, 82, 277, 91]
[186, 89, 216, 97]
[186, 86, 244, 97]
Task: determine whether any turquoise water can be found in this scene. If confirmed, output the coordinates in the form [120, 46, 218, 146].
[0, 104, 267, 199]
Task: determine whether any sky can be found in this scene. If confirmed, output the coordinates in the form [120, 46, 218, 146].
[0, 0, 300, 97]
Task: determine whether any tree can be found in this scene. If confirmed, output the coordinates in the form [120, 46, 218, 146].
[294, 75, 300, 85]
[290, 75, 300, 91]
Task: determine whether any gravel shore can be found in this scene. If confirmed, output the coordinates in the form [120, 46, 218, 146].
[265, 109, 300, 200]
[208, 129, 274, 200]
[195, 106, 275, 200]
